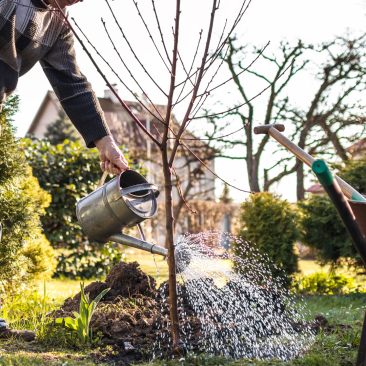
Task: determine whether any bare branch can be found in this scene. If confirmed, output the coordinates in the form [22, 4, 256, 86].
[132, 0, 171, 72]
[105, 0, 168, 97]
[151, 0, 172, 65]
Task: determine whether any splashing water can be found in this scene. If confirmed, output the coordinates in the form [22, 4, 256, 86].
[154, 231, 314, 361]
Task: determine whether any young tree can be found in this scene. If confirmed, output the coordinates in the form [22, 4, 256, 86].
[0, 96, 57, 294]
[50, 0, 255, 348]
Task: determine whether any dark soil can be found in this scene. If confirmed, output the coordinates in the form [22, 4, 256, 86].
[55, 262, 183, 365]
[54, 262, 345, 365]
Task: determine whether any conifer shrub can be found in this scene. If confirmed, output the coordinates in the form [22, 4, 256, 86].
[233, 192, 300, 283]
[0, 96, 57, 293]
[298, 195, 361, 269]
[44, 110, 81, 146]
[23, 138, 140, 279]
[336, 156, 366, 195]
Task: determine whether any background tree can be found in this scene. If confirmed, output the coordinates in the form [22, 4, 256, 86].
[233, 192, 299, 285]
[23, 139, 140, 279]
[205, 38, 307, 192]
[277, 34, 366, 200]
[206, 34, 366, 200]
[44, 110, 81, 145]
[0, 96, 57, 294]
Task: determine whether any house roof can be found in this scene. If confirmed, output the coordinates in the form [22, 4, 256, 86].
[305, 182, 324, 194]
[27, 91, 217, 157]
[28, 91, 62, 135]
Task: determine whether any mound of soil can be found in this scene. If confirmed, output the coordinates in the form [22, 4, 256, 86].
[54, 262, 347, 365]
[55, 261, 189, 365]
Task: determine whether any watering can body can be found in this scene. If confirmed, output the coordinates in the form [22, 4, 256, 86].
[76, 169, 190, 264]
[76, 170, 159, 244]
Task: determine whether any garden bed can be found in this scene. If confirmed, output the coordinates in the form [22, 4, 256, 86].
[52, 261, 360, 365]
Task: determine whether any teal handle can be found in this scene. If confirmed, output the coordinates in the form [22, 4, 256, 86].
[312, 160, 333, 187]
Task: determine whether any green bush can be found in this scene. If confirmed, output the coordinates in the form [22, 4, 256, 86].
[294, 271, 362, 295]
[233, 192, 300, 282]
[0, 96, 57, 293]
[336, 156, 366, 194]
[298, 195, 361, 269]
[23, 138, 141, 279]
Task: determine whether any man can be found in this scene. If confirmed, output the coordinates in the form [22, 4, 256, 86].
[0, 0, 129, 341]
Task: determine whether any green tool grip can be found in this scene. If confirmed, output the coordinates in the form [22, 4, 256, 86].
[312, 160, 333, 187]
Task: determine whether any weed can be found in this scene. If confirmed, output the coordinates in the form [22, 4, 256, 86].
[55, 283, 109, 344]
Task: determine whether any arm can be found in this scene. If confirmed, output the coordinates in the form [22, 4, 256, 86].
[40, 26, 128, 173]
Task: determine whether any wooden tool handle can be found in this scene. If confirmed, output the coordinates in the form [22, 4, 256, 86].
[254, 124, 285, 134]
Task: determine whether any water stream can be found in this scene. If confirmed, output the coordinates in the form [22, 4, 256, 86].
[153, 231, 314, 361]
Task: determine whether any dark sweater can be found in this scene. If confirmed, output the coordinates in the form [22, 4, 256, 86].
[0, 0, 111, 147]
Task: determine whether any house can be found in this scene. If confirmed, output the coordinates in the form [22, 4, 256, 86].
[27, 88, 234, 245]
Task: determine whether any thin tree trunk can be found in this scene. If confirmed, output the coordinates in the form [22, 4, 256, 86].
[161, 147, 180, 350]
[297, 159, 305, 201]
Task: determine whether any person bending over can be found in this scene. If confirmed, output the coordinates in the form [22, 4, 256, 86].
[0, 0, 129, 341]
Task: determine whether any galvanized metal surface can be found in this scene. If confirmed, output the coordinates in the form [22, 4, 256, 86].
[109, 233, 168, 257]
[76, 170, 159, 243]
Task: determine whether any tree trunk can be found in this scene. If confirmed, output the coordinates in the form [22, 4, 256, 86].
[297, 159, 305, 201]
[161, 147, 180, 350]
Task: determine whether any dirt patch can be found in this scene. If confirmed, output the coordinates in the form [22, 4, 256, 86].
[54, 262, 348, 365]
[55, 261, 181, 365]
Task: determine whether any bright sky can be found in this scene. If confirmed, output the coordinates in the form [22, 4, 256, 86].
[13, 0, 366, 202]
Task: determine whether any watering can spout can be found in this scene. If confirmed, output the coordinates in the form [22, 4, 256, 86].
[109, 232, 168, 257]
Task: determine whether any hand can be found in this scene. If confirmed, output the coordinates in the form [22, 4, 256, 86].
[94, 135, 130, 175]
[48, 0, 82, 9]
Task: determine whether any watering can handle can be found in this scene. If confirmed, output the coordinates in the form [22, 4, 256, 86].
[96, 172, 160, 197]
[97, 171, 108, 189]
[121, 183, 159, 197]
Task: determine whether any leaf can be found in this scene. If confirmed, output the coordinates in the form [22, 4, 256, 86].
[55, 317, 77, 330]
[93, 288, 110, 305]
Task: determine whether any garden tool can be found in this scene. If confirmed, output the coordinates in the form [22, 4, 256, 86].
[254, 124, 366, 202]
[254, 124, 366, 238]
[311, 160, 366, 366]
[76, 170, 191, 271]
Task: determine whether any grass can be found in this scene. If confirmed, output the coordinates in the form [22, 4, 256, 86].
[0, 251, 365, 365]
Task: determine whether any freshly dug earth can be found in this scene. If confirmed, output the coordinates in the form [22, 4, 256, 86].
[54, 262, 345, 365]
[55, 261, 187, 365]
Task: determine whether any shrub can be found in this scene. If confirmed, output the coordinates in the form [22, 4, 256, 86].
[0, 96, 57, 293]
[294, 271, 361, 295]
[23, 138, 142, 279]
[298, 195, 361, 269]
[336, 156, 366, 195]
[233, 192, 300, 282]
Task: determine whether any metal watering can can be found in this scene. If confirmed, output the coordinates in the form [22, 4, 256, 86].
[76, 170, 168, 257]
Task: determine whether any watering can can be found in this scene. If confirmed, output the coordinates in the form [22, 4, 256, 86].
[76, 169, 168, 257]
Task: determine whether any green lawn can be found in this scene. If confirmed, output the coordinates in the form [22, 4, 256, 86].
[0, 252, 365, 365]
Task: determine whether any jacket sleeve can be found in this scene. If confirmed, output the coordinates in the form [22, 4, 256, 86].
[40, 26, 110, 148]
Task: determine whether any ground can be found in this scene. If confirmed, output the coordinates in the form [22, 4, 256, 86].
[0, 250, 365, 366]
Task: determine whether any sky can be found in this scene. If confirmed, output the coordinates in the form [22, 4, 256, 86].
[12, 0, 366, 202]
